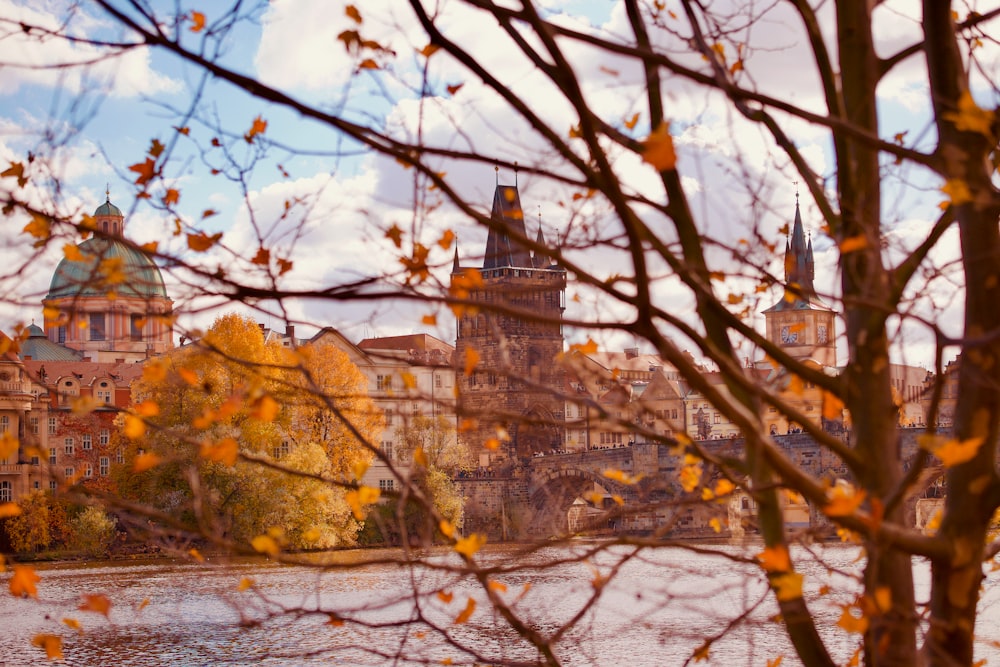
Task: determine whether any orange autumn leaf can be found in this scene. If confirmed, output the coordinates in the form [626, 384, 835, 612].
[839, 235, 868, 254]
[187, 231, 222, 252]
[453, 597, 476, 624]
[824, 485, 866, 517]
[942, 90, 996, 138]
[123, 415, 146, 440]
[758, 545, 792, 573]
[190, 10, 206, 32]
[345, 5, 362, 23]
[932, 436, 985, 467]
[0, 502, 22, 518]
[421, 314, 437, 326]
[23, 214, 51, 241]
[129, 157, 157, 185]
[488, 580, 508, 593]
[62, 617, 83, 633]
[133, 452, 163, 473]
[10, 565, 41, 598]
[244, 115, 268, 143]
[63, 243, 86, 261]
[251, 395, 280, 422]
[437, 590, 454, 604]
[79, 593, 112, 617]
[463, 348, 480, 376]
[0, 432, 18, 460]
[837, 606, 869, 634]
[251, 247, 270, 266]
[624, 112, 640, 130]
[640, 122, 677, 171]
[176, 367, 199, 385]
[200, 437, 239, 466]
[143, 358, 168, 384]
[163, 188, 180, 206]
[569, 339, 598, 354]
[134, 400, 160, 417]
[771, 572, 804, 602]
[1, 161, 27, 187]
[822, 391, 845, 420]
[345, 486, 380, 520]
[251, 534, 281, 557]
[419, 43, 440, 57]
[941, 179, 973, 207]
[446, 83, 463, 95]
[31, 634, 62, 660]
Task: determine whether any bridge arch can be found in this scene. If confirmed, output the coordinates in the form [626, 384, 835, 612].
[523, 465, 632, 536]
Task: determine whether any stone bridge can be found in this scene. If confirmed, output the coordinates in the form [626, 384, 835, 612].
[457, 430, 935, 541]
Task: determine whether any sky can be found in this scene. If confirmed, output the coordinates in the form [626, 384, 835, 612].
[0, 0, 995, 368]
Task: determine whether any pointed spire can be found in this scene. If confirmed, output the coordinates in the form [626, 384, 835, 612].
[783, 197, 815, 300]
[452, 241, 461, 274]
[483, 181, 532, 269]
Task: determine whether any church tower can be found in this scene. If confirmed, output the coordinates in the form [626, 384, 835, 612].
[43, 195, 173, 362]
[453, 181, 566, 465]
[762, 198, 837, 366]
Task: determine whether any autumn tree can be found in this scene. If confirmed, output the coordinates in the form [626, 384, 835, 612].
[3, 1, 1000, 667]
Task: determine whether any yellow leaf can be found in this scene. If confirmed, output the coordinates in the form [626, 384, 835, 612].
[437, 590, 454, 603]
[10, 565, 40, 598]
[771, 572, 804, 602]
[123, 415, 146, 440]
[692, 641, 710, 662]
[836, 606, 869, 634]
[419, 43, 440, 57]
[189, 10, 206, 32]
[0, 502, 22, 518]
[454, 533, 487, 559]
[624, 112, 640, 130]
[714, 479, 735, 497]
[942, 90, 996, 138]
[188, 548, 205, 563]
[758, 545, 792, 573]
[640, 122, 677, 171]
[439, 520, 454, 538]
[358, 58, 380, 70]
[488, 580, 507, 593]
[709, 517, 723, 533]
[353, 459, 369, 482]
[62, 617, 83, 633]
[413, 446, 428, 468]
[767, 658, 784, 667]
[603, 468, 642, 485]
[401, 372, 417, 389]
[453, 597, 476, 624]
[345, 486, 380, 520]
[874, 586, 892, 613]
[941, 179, 972, 207]
[176, 367, 199, 385]
[0, 432, 18, 461]
[79, 593, 111, 617]
[679, 463, 702, 492]
[238, 577, 254, 591]
[133, 452, 163, 473]
[839, 235, 868, 254]
[31, 634, 62, 660]
[23, 213, 51, 241]
[251, 534, 281, 557]
[824, 484, 866, 517]
[63, 244, 86, 262]
[135, 400, 160, 417]
[930, 436, 985, 467]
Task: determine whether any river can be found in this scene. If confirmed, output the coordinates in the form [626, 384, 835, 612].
[2, 541, 1000, 666]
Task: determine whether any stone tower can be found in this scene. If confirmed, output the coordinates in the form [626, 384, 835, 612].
[453, 182, 566, 466]
[762, 198, 837, 366]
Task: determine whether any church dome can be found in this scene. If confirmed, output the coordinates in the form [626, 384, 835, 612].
[94, 199, 123, 217]
[46, 237, 168, 300]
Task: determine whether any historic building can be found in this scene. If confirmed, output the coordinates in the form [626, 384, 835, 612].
[0, 196, 173, 503]
[761, 196, 837, 367]
[43, 195, 173, 362]
[452, 181, 567, 466]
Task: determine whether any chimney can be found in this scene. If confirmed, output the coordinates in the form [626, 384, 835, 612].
[258, 323, 266, 332]
[285, 325, 295, 339]
[624, 347, 639, 359]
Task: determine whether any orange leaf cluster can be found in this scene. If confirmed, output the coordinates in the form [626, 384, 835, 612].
[640, 122, 677, 171]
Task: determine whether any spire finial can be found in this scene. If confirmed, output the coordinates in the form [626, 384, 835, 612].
[793, 180, 799, 206]
[538, 204, 542, 225]
[514, 161, 519, 187]
[495, 164, 499, 186]
[106, 183, 110, 202]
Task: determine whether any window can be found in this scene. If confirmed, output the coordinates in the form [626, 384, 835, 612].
[96, 382, 112, 403]
[377, 375, 392, 391]
[384, 408, 394, 426]
[115, 448, 124, 464]
[64, 467, 74, 479]
[29, 417, 38, 435]
[89, 312, 106, 341]
[48, 417, 56, 435]
[82, 434, 92, 450]
[57, 326, 66, 343]
[379, 479, 395, 492]
[84, 463, 93, 478]
[0, 415, 8, 434]
[64, 437, 74, 455]
[381, 441, 394, 461]
[713, 414, 721, 424]
[0, 481, 11, 502]
[49, 447, 56, 465]
[100, 429, 110, 446]
[272, 440, 290, 459]
[49, 480, 57, 490]
[131, 314, 144, 341]
[99, 456, 109, 476]
[435, 374, 442, 389]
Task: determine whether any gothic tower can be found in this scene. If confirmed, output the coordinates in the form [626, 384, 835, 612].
[453, 182, 566, 466]
[762, 198, 837, 366]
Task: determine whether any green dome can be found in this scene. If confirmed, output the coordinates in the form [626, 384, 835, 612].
[46, 237, 168, 300]
[94, 199, 123, 217]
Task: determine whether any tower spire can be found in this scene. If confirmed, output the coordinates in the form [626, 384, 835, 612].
[784, 196, 815, 300]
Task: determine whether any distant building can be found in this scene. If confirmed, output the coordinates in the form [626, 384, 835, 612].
[452, 181, 566, 466]
[0, 196, 173, 503]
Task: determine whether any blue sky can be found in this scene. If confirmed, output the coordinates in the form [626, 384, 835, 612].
[0, 0, 993, 367]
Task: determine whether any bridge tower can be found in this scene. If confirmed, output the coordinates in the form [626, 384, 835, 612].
[762, 196, 837, 365]
[452, 180, 566, 467]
